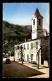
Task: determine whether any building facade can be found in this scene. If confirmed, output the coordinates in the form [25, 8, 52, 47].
[14, 8, 49, 65]
[14, 38, 41, 64]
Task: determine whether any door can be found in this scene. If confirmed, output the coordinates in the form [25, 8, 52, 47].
[27, 55, 29, 61]
[31, 54, 33, 62]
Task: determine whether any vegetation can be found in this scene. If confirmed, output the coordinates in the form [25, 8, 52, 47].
[2, 21, 31, 56]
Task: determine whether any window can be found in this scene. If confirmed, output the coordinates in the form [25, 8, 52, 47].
[24, 44, 25, 50]
[31, 54, 33, 60]
[17, 46, 19, 49]
[20, 45, 23, 50]
[24, 54, 25, 58]
[33, 19, 35, 25]
[31, 43, 33, 50]
[27, 44, 29, 50]
[36, 42, 38, 49]
[39, 18, 41, 25]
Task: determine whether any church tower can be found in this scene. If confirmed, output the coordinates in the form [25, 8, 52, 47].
[32, 8, 43, 39]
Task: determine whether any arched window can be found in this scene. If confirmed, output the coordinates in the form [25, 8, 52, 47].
[33, 19, 35, 25]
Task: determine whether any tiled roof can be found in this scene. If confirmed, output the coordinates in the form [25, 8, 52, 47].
[15, 36, 49, 45]
[34, 8, 40, 16]
[15, 38, 40, 45]
[15, 38, 32, 45]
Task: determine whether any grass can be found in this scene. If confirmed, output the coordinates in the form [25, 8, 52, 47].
[2, 61, 44, 78]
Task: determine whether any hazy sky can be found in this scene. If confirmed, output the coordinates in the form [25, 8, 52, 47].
[3, 3, 50, 32]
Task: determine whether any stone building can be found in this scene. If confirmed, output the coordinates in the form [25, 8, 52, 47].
[14, 8, 49, 66]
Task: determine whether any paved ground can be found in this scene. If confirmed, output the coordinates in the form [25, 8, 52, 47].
[18, 61, 49, 78]
[3, 57, 49, 78]
[2, 61, 44, 78]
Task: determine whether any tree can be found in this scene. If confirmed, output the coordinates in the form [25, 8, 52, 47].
[20, 45, 23, 65]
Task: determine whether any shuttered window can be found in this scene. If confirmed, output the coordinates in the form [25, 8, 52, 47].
[36, 42, 38, 49]
[31, 43, 33, 50]
[24, 44, 25, 50]
[27, 44, 29, 50]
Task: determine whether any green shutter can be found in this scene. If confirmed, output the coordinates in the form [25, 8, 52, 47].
[24, 44, 25, 50]
[27, 44, 29, 50]
[31, 43, 33, 49]
[36, 42, 38, 49]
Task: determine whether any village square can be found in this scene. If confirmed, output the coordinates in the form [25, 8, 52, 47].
[2, 3, 50, 78]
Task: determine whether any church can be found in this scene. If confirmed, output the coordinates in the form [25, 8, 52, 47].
[14, 8, 49, 66]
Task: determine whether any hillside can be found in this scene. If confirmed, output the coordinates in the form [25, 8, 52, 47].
[3, 21, 31, 35]
[3, 21, 32, 42]
[2, 21, 32, 55]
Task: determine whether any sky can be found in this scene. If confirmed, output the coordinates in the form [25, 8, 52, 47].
[3, 3, 50, 32]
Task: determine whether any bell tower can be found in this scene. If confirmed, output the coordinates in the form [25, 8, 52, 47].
[32, 8, 43, 39]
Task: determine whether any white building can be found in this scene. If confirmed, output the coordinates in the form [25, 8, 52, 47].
[14, 8, 49, 65]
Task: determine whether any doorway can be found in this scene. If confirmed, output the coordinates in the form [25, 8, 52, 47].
[31, 54, 33, 62]
[27, 54, 29, 62]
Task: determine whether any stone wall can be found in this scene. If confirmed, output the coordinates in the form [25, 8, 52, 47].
[41, 36, 50, 67]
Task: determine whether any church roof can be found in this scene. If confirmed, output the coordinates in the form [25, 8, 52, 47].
[34, 8, 40, 16]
